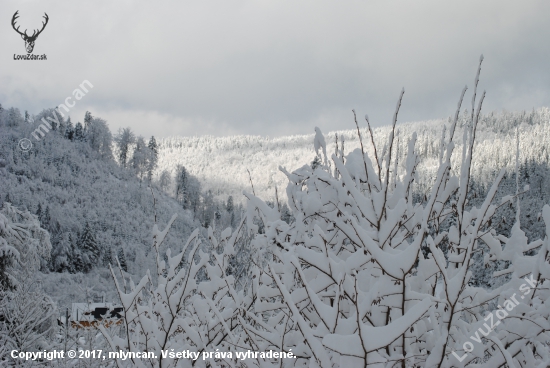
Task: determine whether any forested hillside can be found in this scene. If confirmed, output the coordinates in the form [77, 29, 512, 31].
[0, 106, 239, 307]
[157, 107, 550, 203]
[3, 105, 547, 294]
[157, 107, 550, 245]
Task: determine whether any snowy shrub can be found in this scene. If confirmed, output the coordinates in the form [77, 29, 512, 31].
[244, 58, 550, 367]
[108, 58, 550, 367]
[101, 214, 255, 368]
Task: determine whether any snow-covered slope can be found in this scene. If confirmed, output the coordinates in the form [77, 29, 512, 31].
[157, 107, 550, 204]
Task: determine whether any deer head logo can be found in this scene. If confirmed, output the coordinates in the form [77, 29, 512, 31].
[12, 11, 49, 54]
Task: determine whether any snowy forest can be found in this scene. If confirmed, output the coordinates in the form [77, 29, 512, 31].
[1, 60, 550, 367]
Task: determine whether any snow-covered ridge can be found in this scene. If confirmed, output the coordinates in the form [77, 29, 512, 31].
[156, 107, 550, 203]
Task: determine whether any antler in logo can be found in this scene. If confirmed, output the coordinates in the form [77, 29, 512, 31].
[12, 11, 49, 54]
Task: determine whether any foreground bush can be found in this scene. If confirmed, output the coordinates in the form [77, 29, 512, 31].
[105, 58, 550, 367]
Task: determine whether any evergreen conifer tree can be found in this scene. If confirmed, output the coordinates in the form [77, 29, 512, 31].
[80, 222, 100, 272]
[74, 122, 85, 141]
[51, 233, 73, 273]
[57, 119, 66, 137]
[43, 206, 51, 229]
[202, 190, 214, 228]
[147, 136, 159, 182]
[36, 203, 42, 223]
[84, 111, 93, 130]
[117, 248, 128, 272]
[69, 234, 84, 273]
[175, 165, 189, 208]
[65, 118, 74, 140]
[7, 108, 22, 127]
[102, 246, 113, 267]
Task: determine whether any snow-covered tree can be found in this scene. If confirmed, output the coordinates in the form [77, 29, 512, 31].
[36, 203, 43, 225]
[147, 136, 159, 182]
[158, 169, 172, 193]
[114, 127, 136, 168]
[84, 110, 93, 130]
[103, 246, 113, 267]
[74, 122, 85, 142]
[65, 117, 74, 141]
[71, 234, 86, 274]
[226, 195, 236, 228]
[80, 222, 100, 273]
[175, 164, 189, 207]
[0, 203, 55, 364]
[87, 116, 114, 160]
[43, 206, 51, 228]
[6, 108, 23, 127]
[117, 248, 127, 272]
[201, 189, 214, 228]
[131, 136, 148, 183]
[0, 203, 51, 289]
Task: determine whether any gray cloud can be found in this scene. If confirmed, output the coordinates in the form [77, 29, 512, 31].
[2, 0, 549, 138]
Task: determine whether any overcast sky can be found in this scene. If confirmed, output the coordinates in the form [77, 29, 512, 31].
[2, 0, 550, 138]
